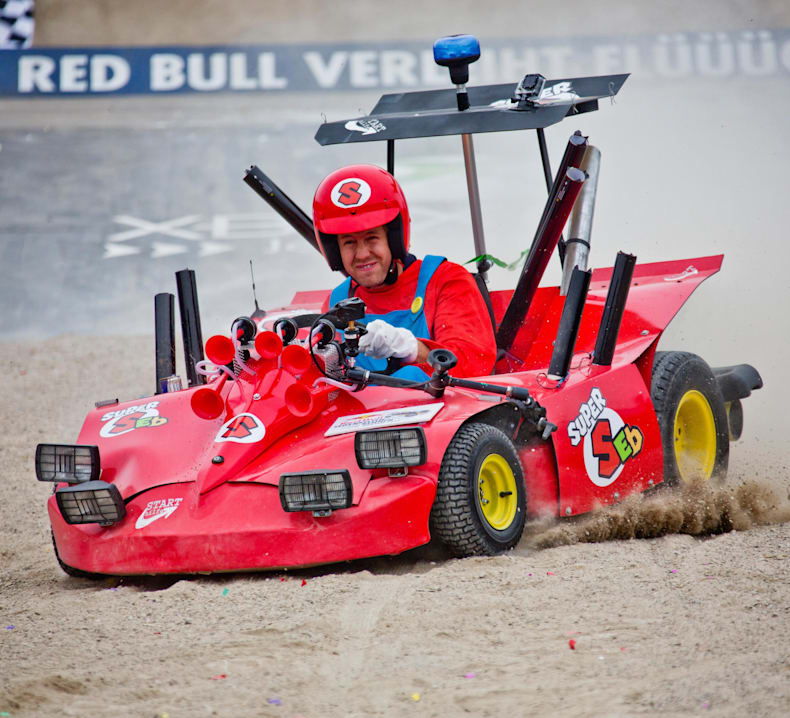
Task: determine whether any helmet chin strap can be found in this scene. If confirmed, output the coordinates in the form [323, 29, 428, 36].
[382, 259, 399, 285]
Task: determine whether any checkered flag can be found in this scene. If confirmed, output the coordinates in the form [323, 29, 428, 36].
[0, 0, 34, 48]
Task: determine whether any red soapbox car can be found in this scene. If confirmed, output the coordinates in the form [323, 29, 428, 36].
[35, 35, 762, 576]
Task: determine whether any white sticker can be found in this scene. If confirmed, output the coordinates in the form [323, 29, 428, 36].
[536, 81, 580, 105]
[325, 402, 444, 437]
[663, 265, 699, 281]
[345, 118, 386, 135]
[99, 401, 168, 438]
[135, 497, 183, 529]
[566, 388, 644, 488]
[330, 177, 372, 209]
[214, 413, 266, 443]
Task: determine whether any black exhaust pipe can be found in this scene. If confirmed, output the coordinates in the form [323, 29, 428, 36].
[548, 267, 592, 380]
[154, 292, 176, 394]
[243, 166, 319, 252]
[593, 252, 636, 366]
[175, 268, 206, 387]
[496, 167, 586, 353]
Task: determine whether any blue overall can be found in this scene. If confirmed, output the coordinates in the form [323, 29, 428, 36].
[329, 255, 446, 381]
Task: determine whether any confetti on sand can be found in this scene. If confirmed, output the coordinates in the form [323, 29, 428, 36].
[568, 639, 576, 650]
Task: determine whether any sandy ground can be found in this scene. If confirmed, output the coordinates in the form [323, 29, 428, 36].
[3, 3, 790, 715]
[1, 335, 789, 718]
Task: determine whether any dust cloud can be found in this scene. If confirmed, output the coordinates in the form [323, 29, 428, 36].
[525, 478, 790, 550]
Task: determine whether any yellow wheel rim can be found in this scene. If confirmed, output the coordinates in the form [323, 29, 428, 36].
[477, 454, 518, 530]
[673, 390, 717, 482]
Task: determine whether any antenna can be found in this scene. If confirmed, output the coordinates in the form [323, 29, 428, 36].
[249, 260, 266, 320]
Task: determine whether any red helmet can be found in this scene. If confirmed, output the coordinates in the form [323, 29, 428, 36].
[312, 164, 411, 272]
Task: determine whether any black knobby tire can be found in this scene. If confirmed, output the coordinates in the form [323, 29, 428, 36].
[51, 530, 102, 579]
[430, 423, 526, 556]
[651, 351, 729, 486]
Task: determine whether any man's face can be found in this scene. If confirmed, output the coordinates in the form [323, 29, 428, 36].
[337, 226, 392, 287]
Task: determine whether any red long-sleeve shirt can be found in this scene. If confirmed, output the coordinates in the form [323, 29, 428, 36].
[322, 258, 497, 378]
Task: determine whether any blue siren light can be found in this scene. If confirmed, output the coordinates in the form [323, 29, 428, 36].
[433, 35, 481, 65]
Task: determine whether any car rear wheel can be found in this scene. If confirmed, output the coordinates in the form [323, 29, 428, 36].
[651, 351, 729, 486]
[430, 422, 526, 556]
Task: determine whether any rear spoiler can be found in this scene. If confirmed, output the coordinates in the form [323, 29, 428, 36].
[315, 74, 628, 145]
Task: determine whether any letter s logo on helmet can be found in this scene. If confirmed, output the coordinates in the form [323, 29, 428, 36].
[331, 178, 370, 208]
[313, 164, 411, 273]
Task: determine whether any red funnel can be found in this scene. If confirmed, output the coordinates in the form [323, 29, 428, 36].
[285, 382, 314, 417]
[191, 388, 225, 420]
[205, 335, 235, 366]
[255, 331, 283, 360]
[281, 343, 313, 377]
[190, 373, 228, 420]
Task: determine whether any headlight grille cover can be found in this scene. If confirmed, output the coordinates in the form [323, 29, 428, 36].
[279, 470, 352, 513]
[35, 444, 100, 483]
[355, 428, 427, 469]
[55, 480, 126, 525]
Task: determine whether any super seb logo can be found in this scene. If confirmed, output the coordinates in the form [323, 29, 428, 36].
[100, 401, 169, 438]
[567, 388, 643, 487]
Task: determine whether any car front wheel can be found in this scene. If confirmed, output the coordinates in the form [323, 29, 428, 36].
[430, 422, 526, 556]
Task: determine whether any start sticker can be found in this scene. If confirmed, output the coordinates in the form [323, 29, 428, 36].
[567, 388, 643, 487]
[135, 497, 183, 529]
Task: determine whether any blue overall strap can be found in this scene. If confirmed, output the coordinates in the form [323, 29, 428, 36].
[413, 255, 446, 313]
[329, 276, 353, 307]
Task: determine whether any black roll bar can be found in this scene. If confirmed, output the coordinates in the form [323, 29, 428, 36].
[154, 292, 176, 394]
[548, 267, 592, 379]
[496, 165, 586, 353]
[175, 268, 206, 387]
[243, 166, 319, 253]
[592, 252, 636, 366]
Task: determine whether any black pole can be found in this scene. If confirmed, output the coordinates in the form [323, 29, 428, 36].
[537, 130, 587, 268]
[243, 166, 319, 252]
[496, 167, 586, 353]
[154, 293, 176, 394]
[548, 267, 592, 379]
[345, 368, 533, 403]
[536, 128, 553, 193]
[387, 139, 395, 175]
[593, 252, 637, 366]
[175, 268, 206, 387]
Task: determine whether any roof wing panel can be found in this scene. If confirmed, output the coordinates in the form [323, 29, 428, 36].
[315, 73, 628, 146]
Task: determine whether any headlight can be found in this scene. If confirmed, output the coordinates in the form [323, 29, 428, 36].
[55, 480, 126, 526]
[36, 444, 100, 483]
[279, 470, 352, 516]
[354, 428, 427, 469]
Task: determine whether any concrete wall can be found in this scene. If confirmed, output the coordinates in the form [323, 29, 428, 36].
[34, 0, 790, 47]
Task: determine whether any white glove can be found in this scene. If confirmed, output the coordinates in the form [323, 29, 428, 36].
[358, 320, 419, 363]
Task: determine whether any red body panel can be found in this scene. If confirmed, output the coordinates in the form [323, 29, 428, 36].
[48, 255, 721, 574]
[491, 255, 723, 372]
[48, 478, 436, 574]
